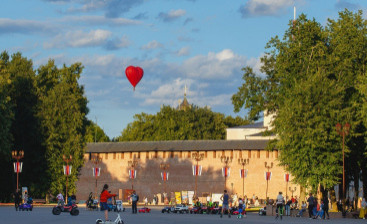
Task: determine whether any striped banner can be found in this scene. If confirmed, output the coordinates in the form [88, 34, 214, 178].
[222, 167, 230, 177]
[239, 169, 248, 178]
[284, 173, 290, 182]
[63, 165, 72, 176]
[129, 169, 137, 179]
[161, 171, 169, 181]
[13, 162, 23, 173]
[93, 167, 101, 177]
[192, 165, 202, 176]
[265, 171, 272, 181]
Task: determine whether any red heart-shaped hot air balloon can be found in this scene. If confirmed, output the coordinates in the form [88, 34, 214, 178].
[125, 66, 144, 91]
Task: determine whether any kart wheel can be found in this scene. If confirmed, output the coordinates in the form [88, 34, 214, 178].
[70, 208, 79, 216]
[30, 207, 33, 211]
[96, 219, 103, 224]
[52, 207, 61, 215]
[162, 210, 164, 213]
[117, 221, 123, 224]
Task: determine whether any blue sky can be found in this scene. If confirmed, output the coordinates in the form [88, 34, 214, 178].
[1, 0, 365, 138]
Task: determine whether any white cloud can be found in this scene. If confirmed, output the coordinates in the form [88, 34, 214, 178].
[176, 46, 190, 56]
[0, 18, 57, 34]
[239, 0, 294, 17]
[44, 29, 112, 48]
[157, 9, 186, 22]
[141, 40, 164, 50]
[60, 15, 141, 26]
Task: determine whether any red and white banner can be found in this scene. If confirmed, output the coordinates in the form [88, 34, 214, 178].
[63, 165, 72, 176]
[13, 162, 23, 173]
[192, 165, 202, 176]
[265, 171, 272, 181]
[222, 167, 230, 177]
[129, 169, 137, 179]
[161, 171, 169, 181]
[93, 167, 101, 177]
[239, 169, 248, 178]
[284, 173, 290, 182]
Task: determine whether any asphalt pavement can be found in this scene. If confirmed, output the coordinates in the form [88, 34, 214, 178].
[0, 206, 366, 224]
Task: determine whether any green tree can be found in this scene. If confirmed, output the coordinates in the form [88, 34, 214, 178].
[36, 60, 88, 197]
[117, 105, 249, 141]
[85, 120, 110, 142]
[232, 10, 367, 192]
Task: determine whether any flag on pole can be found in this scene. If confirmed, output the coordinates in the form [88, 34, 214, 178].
[63, 165, 72, 176]
[239, 169, 248, 178]
[129, 169, 137, 179]
[13, 162, 23, 173]
[265, 171, 271, 181]
[192, 165, 202, 176]
[93, 167, 101, 177]
[284, 173, 290, 182]
[222, 167, 230, 177]
[161, 171, 169, 181]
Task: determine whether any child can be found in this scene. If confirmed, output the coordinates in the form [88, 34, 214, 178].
[237, 198, 244, 218]
[100, 184, 117, 222]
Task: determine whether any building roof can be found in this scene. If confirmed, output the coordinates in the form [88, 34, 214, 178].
[86, 139, 271, 153]
[227, 121, 265, 129]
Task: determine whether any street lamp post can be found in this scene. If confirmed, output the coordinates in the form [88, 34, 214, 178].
[12, 150, 24, 192]
[264, 162, 273, 201]
[63, 155, 72, 204]
[336, 123, 350, 209]
[238, 158, 249, 198]
[91, 154, 102, 199]
[128, 159, 138, 190]
[289, 187, 296, 198]
[160, 163, 170, 205]
[192, 152, 204, 198]
[221, 155, 233, 191]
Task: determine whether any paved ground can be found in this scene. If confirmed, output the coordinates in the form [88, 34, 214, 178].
[1, 206, 366, 224]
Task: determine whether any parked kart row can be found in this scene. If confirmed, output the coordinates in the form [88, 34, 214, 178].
[161, 204, 246, 215]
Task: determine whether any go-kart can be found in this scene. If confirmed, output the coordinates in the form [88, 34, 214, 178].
[19, 202, 33, 211]
[190, 206, 201, 214]
[161, 206, 174, 213]
[86, 192, 99, 211]
[138, 207, 151, 213]
[52, 203, 79, 216]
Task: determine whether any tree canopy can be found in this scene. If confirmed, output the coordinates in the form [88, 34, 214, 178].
[232, 10, 367, 192]
[117, 105, 249, 141]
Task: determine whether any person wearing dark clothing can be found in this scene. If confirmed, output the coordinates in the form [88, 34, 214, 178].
[131, 191, 139, 214]
[14, 190, 21, 211]
[322, 197, 330, 219]
[307, 193, 315, 219]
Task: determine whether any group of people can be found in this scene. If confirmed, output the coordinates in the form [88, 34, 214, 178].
[13, 190, 32, 211]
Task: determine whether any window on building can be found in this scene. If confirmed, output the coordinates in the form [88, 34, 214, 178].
[163, 151, 166, 158]
[230, 150, 233, 158]
[154, 151, 158, 159]
[113, 153, 116, 159]
[213, 151, 216, 158]
[205, 151, 208, 158]
[275, 150, 278, 158]
[137, 152, 141, 159]
[121, 152, 124, 159]
[248, 150, 251, 158]
[170, 151, 174, 158]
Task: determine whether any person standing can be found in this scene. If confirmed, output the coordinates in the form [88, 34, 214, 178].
[14, 190, 21, 211]
[360, 198, 367, 219]
[307, 193, 315, 219]
[100, 184, 117, 222]
[322, 196, 330, 219]
[220, 190, 230, 218]
[131, 191, 139, 214]
[56, 192, 64, 207]
[285, 197, 292, 216]
[275, 192, 284, 220]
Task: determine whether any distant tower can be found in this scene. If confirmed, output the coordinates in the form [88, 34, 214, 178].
[177, 84, 191, 111]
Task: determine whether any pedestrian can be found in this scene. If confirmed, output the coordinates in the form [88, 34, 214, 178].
[307, 193, 315, 219]
[56, 192, 64, 207]
[275, 192, 284, 219]
[14, 189, 21, 211]
[144, 196, 148, 206]
[359, 198, 367, 219]
[285, 197, 292, 216]
[322, 196, 330, 219]
[220, 190, 230, 218]
[297, 201, 307, 217]
[131, 191, 139, 214]
[237, 198, 244, 218]
[100, 184, 117, 222]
